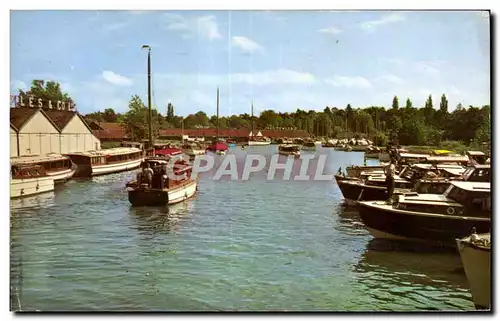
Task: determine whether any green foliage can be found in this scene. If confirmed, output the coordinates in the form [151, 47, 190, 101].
[392, 96, 399, 110]
[405, 98, 412, 109]
[17, 79, 75, 109]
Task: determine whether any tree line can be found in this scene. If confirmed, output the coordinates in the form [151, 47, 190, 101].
[13, 80, 491, 148]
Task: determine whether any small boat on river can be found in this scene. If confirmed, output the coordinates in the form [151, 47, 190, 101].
[301, 140, 316, 151]
[357, 181, 491, 247]
[278, 144, 300, 157]
[456, 230, 491, 310]
[126, 156, 197, 206]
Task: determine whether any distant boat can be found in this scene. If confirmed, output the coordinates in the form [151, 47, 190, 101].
[278, 144, 300, 157]
[206, 87, 228, 155]
[248, 102, 271, 146]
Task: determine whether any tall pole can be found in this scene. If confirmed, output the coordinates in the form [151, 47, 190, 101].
[251, 101, 254, 137]
[216, 87, 220, 141]
[147, 48, 153, 147]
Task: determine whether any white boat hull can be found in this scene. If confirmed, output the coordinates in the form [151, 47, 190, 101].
[248, 140, 271, 146]
[456, 236, 491, 310]
[168, 180, 198, 205]
[91, 158, 143, 176]
[47, 168, 76, 184]
[10, 176, 55, 199]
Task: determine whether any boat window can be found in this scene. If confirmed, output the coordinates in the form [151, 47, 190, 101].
[444, 185, 467, 203]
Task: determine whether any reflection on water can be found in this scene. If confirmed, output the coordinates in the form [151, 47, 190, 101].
[129, 201, 193, 235]
[352, 239, 473, 311]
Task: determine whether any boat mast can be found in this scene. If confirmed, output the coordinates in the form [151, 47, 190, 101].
[251, 101, 254, 138]
[142, 45, 153, 148]
[216, 87, 219, 142]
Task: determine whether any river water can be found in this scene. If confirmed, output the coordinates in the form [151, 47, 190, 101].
[10, 146, 474, 311]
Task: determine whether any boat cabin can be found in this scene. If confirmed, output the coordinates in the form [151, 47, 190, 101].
[425, 155, 469, 166]
[396, 152, 430, 165]
[466, 151, 488, 165]
[460, 164, 491, 183]
[134, 157, 193, 190]
[279, 144, 300, 151]
[395, 181, 490, 218]
[11, 154, 73, 178]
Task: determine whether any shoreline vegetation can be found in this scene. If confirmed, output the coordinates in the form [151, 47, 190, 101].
[14, 80, 491, 154]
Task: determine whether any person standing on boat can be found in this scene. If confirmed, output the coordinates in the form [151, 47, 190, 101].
[142, 163, 154, 188]
[385, 158, 396, 203]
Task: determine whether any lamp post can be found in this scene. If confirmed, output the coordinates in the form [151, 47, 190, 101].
[142, 44, 153, 148]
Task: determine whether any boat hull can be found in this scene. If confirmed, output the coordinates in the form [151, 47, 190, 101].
[10, 176, 55, 199]
[337, 180, 391, 203]
[248, 140, 271, 146]
[128, 180, 197, 206]
[357, 201, 491, 247]
[456, 236, 491, 310]
[47, 168, 76, 184]
[73, 158, 143, 177]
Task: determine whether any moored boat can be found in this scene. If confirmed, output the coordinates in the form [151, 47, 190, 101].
[10, 153, 75, 198]
[126, 156, 197, 206]
[278, 144, 300, 157]
[364, 146, 382, 159]
[67, 147, 143, 177]
[456, 231, 491, 310]
[301, 141, 316, 151]
[357, 181, 491, 247]
[182, 142, 206, 157]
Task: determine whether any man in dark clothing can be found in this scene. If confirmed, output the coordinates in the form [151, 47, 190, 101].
[385, 159, 396, 202]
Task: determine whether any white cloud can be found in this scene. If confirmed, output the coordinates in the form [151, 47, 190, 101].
[360, 13, 405, 32]
[374, 74, 403, 84]
[101, 71, 133, 86]
[325, 76, 372, 89]
[317, 27, 343, 35]
[231, 36, 264, 54]
[164, 13, 222, 41]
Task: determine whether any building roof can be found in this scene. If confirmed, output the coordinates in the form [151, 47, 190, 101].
[90, 122, 128, 140]
[10, 107, 40, 131]
[11, 107, 96, 137]
[43, 109, 77, 131]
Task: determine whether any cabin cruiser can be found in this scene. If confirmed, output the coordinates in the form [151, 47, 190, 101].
[357, 181, 491, 247]
[181, 142, 206, 158]
[456, 230, 491, 310]
[278, 144, 300, 157]
[301, 141, 316, 151]
[337, 164, 466, 205]
[67, 147, 143, 177]
[10, 153, 76, 198]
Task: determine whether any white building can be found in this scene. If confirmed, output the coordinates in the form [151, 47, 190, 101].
[10, 107, 101, 158]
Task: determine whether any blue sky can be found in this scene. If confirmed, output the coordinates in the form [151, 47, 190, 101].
[10, 10, 490, 116]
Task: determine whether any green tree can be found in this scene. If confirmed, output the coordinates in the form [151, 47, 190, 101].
[392, 96, 399, 110]
[405, 98, 412, 109]
[166, 102, 175, 122]
[17, 79, 76, 109]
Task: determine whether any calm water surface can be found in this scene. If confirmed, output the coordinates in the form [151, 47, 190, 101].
[10, 146, 474, 311]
